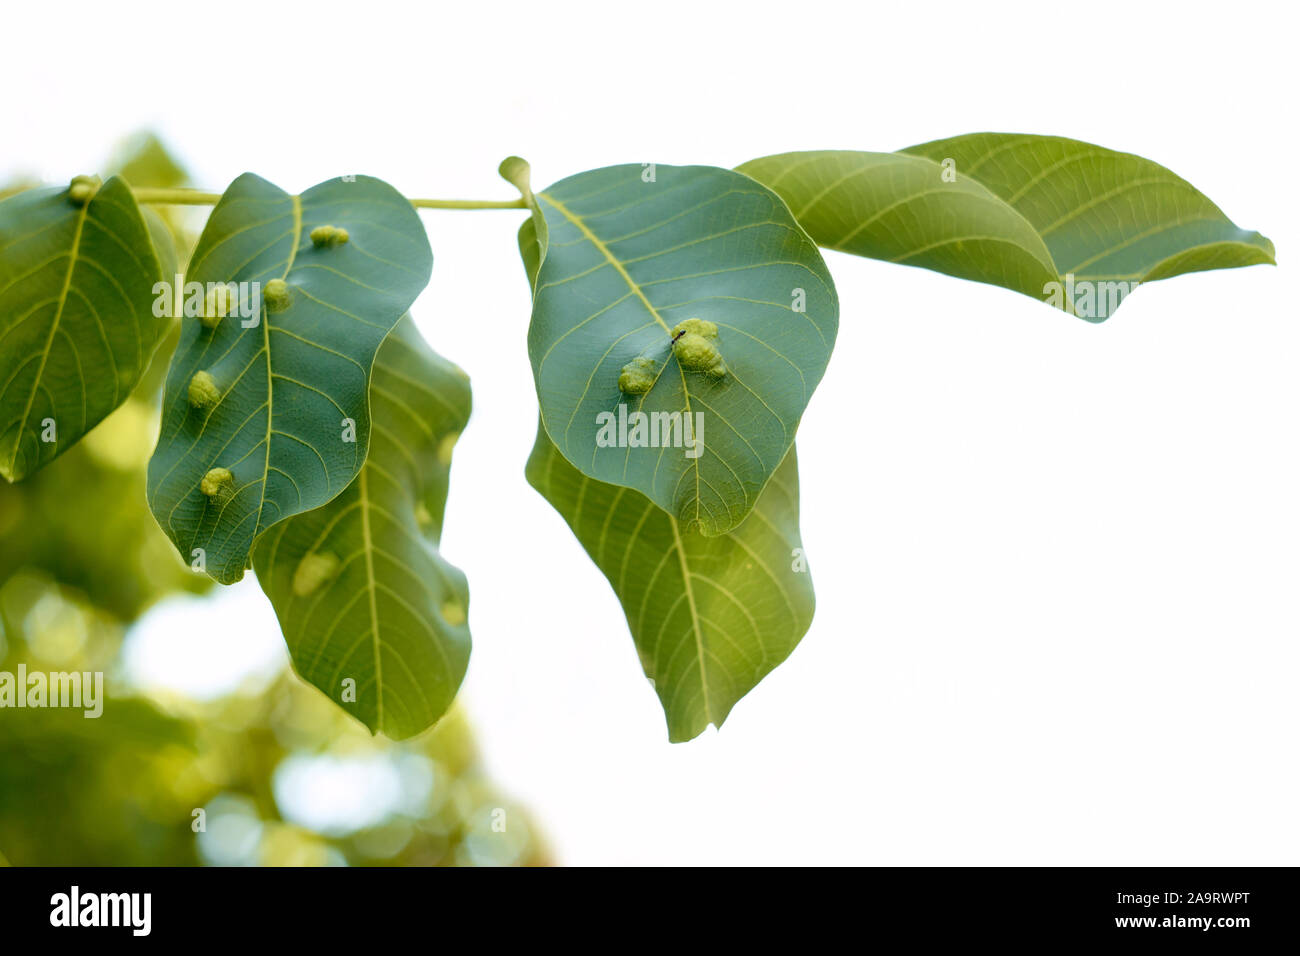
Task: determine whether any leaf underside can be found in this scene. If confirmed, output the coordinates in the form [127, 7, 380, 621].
[0, 177, 167, 481]
[527, 423, 813, 741]
[254, 317, 472, 740]
[146, 173, 433, 584]
[738, 133, 1275, 320]
[526, 164, 837, 537]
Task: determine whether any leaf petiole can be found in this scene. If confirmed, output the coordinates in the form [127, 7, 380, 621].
[131, 186, 527, 210]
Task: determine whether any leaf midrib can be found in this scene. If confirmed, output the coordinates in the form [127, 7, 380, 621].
[252, 194, 303, 542]
[668, 513, 713, 727]
[539, 190, 702, 525]
[358, 466, 384, 731]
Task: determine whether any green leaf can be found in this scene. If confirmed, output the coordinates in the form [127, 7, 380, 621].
[525, 164, 837, 536]
[527, 423, 814, 742]
[253, 317, 471, 739]
[146, 173, 433, 584]
[108, 132, 189, 193]
[0, 176, 168, 481]
[109, 131, 199, 270]
[738, 134, 1275, 320]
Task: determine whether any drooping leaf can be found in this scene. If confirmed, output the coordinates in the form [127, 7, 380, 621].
[146, 173, 433, 584]
[253, 317, 471, 739]
[525, 164, 837, 537]
[0, 176, 168, 481]
[527, 423, 814, 742]
[738, 134, 1274, 320]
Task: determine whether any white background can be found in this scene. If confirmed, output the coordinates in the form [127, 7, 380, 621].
[3, 0, 1296, 864]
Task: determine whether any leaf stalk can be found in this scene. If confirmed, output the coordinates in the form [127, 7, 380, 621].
[131, 186, 526, 210]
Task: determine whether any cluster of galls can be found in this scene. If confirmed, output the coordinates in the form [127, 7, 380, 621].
[617, 317, 728, 395]
[188, 223, 349, 504]
[310, 224, 350, 248]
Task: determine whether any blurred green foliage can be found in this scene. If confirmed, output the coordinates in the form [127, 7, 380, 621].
[0, 579, 547, 865]
[0, 134, 547, 867]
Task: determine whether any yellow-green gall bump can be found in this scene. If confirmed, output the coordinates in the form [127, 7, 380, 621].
[67, 175, 101, 206]
[310, 224, 350, 248]
[671, 317, 727, 377]
[200, 466, 234, 499]
[618, 357, 657, 394]
[187, 370, 221, 409]
[292, 551, 339, 597]
[441, 599, 466, 627]
[263, 278, 291, 313]
[201, 284, 234, 329]
[436, 431, 459, 467]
